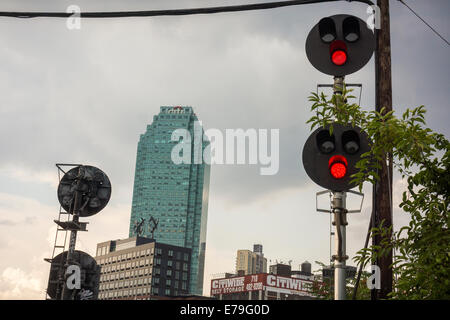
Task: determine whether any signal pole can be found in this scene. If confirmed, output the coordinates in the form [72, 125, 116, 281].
[332, 191, 347, 300]
[332, 77, 347, 300]
[373, 0, 393, 299]
[304, 13, 377, 300]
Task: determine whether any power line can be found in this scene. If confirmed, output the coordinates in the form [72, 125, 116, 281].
[398, 0, 449, 46]
[0, 0, 373, 19]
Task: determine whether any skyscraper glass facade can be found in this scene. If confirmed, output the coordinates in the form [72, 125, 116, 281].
[129, 106, 210, 295]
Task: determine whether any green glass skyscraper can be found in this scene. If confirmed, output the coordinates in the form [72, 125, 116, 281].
[129, 106, 210, 295]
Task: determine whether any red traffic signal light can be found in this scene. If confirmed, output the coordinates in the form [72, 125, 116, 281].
[331, 50, 347, 66]
[330, 40, 347, 66]
[302, 123, 370, 191]
[329, 155, 348, 179]
[305, 14, 375, 76]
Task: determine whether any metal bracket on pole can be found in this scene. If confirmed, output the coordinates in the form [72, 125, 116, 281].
[346, 190, 364, 213]
[316, 190, 332, 213]
[316, 83, 363, 106]
[316, 189, 364, 214]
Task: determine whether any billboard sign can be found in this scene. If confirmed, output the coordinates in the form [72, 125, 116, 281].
[211, 273, 313, 297]
[211, 274, 266, 295]
[266, 275, 312, 296]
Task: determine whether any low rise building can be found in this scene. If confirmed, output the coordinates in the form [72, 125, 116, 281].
[95, 236, 191, 300]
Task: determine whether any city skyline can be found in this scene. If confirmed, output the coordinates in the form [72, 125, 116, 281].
[0, 0, 448, 299]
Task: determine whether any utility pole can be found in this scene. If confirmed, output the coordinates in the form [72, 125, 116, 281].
[373, 0, 393, 299]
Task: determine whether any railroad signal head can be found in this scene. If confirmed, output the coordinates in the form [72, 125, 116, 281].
[302, 123, 370, 191]
[305, 15, 375, 76]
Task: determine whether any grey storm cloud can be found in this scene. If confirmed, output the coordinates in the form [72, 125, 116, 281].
[0, 0, 448, 206]
[0, 217, 36, 226]
[0, 0, 449, 299]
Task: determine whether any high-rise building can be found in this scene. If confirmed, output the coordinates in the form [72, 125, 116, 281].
[253, 244, 263, 254]
[95, 237, 192, 300]
[129, 106, 210, 295]
[236, 250, 253, 275]
[236, 244, 267, 275]
[269, 263, 292, 277]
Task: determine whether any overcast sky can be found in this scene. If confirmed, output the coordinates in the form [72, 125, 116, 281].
[0, 0, 448, 299]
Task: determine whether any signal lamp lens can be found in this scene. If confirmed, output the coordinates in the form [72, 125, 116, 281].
[322, 33, 335, 43]
[342, 130, 360, 154]
[329, 40, 347, 66]
[331, 50, 347, 66]
[344, 141, 359, 154]
[319, 17, 337, 43]
[343, 16, 360, 43]
[330, 162, 347, 179]
[345, 32, 359, 42]
[320, 141, 335, 154]
[316, 130, 335, 154]
[329, 155, 348, 179]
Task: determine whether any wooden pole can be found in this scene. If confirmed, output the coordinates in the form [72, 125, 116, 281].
[373, 0, 393, 299]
